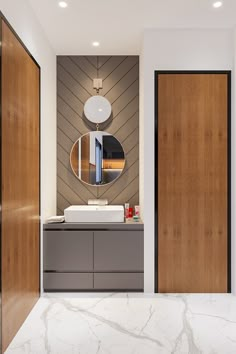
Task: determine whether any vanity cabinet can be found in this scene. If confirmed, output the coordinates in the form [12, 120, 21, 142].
[44, 231, 93, 271]
[94, 231, 143, 271]
[43, 222, 144, 291]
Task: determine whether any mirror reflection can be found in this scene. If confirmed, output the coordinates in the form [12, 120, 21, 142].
[70, 131, 125, 186]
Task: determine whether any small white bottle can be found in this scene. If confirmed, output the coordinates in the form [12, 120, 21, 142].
[134, 205, 140, 217]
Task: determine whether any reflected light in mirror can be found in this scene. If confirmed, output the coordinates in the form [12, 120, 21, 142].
[70, 131, 125, 186]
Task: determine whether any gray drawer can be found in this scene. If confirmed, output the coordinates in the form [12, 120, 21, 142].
[44, 231, 93, 271]
[94, 273, 144, 290]
[94, 231, 144, 271]
[44, 272, 93, 290]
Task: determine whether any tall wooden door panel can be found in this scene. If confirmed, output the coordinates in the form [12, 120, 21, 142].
[1, 20, 40, 351]
[157, 72, 229, 293]
[81, 134, 90, 184]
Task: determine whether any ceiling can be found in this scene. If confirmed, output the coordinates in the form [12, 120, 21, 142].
[28, 0, 236, 54]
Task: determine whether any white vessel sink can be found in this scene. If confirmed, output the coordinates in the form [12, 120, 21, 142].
[64, 205, 124, 223]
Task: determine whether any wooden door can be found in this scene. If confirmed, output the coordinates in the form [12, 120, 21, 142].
[157, 72, 229, 293]
[1, 19, 40, 351]
[81, 134, 90, 183]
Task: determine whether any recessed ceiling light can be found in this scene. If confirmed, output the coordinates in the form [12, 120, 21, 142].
[92, 41, 100, 47]
[212, 1, 223, 8]
[58, 1, 68, 8]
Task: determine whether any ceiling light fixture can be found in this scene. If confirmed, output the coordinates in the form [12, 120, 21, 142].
[58, 1, 68, 8]
[212, 1, 223, 8]
[92, 41, 100, 47]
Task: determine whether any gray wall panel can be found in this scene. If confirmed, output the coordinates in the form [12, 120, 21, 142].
[57, 56, 139, 213]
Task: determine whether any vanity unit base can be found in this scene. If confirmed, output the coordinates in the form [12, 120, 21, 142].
[94, 273, 144, 290]
[43, 222, 144, 292]
[44, 273, 93, 290]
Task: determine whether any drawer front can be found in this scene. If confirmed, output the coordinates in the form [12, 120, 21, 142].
[94, 231, 144, 271]
[44, 272, 93, 290]
[94, 273, 144, 290]
[44, 231, 93, 271]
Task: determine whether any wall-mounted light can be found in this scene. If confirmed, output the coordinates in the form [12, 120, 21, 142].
[84, 96, 112, 124]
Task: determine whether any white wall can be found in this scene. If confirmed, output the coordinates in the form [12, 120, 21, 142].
[0, 0, 57, 291]
[140, 29, 234, 293]
[139, 47, 144, 223]
[0, 2, 234, 294]
[0, 0, 57, 220]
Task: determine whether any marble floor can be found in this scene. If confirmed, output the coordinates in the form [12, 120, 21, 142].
[5, 293, 236, 354]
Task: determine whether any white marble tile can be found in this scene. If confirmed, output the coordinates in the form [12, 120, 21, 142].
[5, 293, 236, 354]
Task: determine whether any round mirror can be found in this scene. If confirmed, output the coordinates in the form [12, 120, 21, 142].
[84, 96, 112, 124]
[70, 131, 125, 186]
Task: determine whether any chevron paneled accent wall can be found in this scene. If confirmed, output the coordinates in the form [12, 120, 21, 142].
[57, 56, 139, 214]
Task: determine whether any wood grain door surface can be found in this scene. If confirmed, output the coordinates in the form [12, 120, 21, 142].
[157, 73, 229, 293]
[81, 133, 90, 183]
[1, 20, 40, 351]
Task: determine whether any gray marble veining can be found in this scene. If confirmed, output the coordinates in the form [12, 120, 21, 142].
[5, 293, 236, 354]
